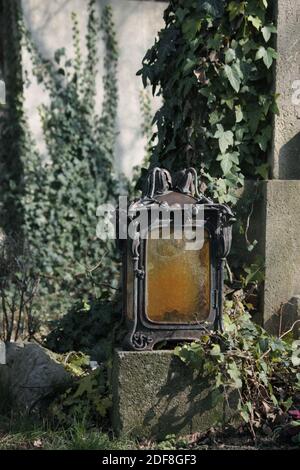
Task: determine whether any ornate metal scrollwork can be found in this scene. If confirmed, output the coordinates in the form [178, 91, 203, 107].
[217, 206, 236, 258]
[134, 268, 145, 279]
[132, 331, 153, 350]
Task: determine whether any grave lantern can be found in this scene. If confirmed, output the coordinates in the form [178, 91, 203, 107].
[120, 167, 235, 351]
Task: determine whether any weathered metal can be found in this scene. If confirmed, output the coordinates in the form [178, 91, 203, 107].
[120, 167, 235, 351]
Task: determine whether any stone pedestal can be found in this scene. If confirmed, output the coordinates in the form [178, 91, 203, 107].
[112, 349, 238, 439]
[260, 1, 300, 333]
[237, 181, 300, 335]
[271, 0, 300, 179]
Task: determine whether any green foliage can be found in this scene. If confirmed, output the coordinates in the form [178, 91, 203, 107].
[241, 259, 264, 287]
[175, 300, 300, 438]
[0, 1, 122, 317]
[44, 298, 122, 363]
[138, 0, 278, 203]
[44, 296, 125, 427]
[62, 351, 91, 377]
[17, 1, 121, 314]
[155, 434, 191, 450]
[49, 367, 112, 427]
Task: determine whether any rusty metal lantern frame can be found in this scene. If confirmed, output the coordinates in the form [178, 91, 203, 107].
[120, 167, 235, 351]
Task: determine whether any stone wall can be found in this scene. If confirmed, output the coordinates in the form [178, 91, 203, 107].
[262, 181, 300, 334]
[21, 0, 166, 177]
[271, 0, 300, 179]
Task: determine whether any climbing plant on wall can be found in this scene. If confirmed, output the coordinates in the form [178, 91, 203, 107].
[0, 0, 26, 234]
[138, 0, 278, 203]
[22, 1, 120, 314]
[0, 0, 121, 316]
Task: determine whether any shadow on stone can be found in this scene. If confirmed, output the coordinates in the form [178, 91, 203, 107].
[112, 350, 238, 439]
[264, 295, 300, 338]
[278, 132, 300, 180]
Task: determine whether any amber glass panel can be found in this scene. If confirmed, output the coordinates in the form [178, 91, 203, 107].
[146, 228, 210, 324]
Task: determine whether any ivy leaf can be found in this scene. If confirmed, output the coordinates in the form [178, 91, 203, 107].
[263, 48, 278, 68]
[197, 0, 225, 18]
[210, 344, 221, 356]
[255, 46, 265, 60]
[248, 15, 262, 30]
[255, 163, 269, 179]
[225, 48, 236, 64]
[221, 97, 234, 110]
[207, 34, 222, 49]
[209, 110, 223, 125]
[176, 7, 188, 23]
[247, 107, 263, 134]
[183, 57, 197, 73]
[220, 155, 233, 174]
[214, 125, 234, 154]
[291, 341, 300, 366]
[235, 105, 243, 123]
[254, 125, 272, 151]
[217, 151, 239, 175]
[182, 18, 202, 40]
[255, 46, 278, 69]
[216, 151, 239, 164]
[292, 355, 300, 367]
[240, 408, 250, 423]
[261, 24, 277, 42]
[227, 362, 242, 388]
[227, 1, 246, 21]
[224, 63, 243, 92]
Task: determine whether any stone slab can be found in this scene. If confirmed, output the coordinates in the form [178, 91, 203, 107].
[112, 349, 238, 439]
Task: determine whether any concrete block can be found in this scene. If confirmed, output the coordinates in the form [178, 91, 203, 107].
[112, 349, 238, 439]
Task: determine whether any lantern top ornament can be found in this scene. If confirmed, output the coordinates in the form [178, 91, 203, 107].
[143, 167, 210, 202]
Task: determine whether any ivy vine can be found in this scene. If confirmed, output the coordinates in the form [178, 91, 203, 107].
[175, 300, 300, 439]
[138, 0, 278, 203]
[132, 89, 155, 189]
[1, 1, 120, 316]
